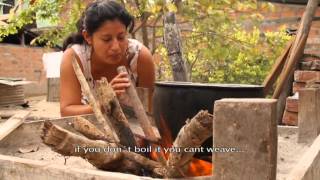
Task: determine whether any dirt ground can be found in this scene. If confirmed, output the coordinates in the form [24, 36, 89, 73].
[277, 127, 310, 180]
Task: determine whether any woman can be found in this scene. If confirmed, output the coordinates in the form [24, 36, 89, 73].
[60, 0, 155, 116]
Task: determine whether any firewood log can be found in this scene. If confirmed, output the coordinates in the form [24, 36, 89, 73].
[41, 121, 163, 176]
[165, 110, 213, 178]
[71, 116, 110, 141]
[95, 78, 139, 148]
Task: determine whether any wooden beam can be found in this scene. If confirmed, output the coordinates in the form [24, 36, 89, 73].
[163, 12, 189, 81]
[273, 0, 319, 99]
[0, 111, 30, 141]
[262, 39, 293, 96]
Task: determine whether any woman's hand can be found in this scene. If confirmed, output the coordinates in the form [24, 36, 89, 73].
[110, 72, 131, 96]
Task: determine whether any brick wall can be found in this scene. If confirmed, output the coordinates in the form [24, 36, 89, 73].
[0, 44, 50, 96]
[260, 2, 320, 55]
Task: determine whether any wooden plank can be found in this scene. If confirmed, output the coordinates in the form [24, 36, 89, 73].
[287, 134, 320, 180]
[276, 75, 294, 124]
[0, 111, 30, 141]
[262, 39, 293, 96]
[212, 98, 277, 180]
[272, 0, 318, 99]
[298, 88, 320, 144]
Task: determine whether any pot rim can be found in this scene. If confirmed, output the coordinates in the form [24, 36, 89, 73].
[155, 81, 264, 89]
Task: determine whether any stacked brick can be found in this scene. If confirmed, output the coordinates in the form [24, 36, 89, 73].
[282, 55, 320, 125]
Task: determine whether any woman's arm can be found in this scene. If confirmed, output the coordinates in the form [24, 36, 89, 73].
[60, 48, 93, 116]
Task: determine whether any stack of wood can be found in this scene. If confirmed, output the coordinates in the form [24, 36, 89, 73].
[282, 54, 320, 126]
[0, 77, 31, 107]
[41, 59, 213, 178]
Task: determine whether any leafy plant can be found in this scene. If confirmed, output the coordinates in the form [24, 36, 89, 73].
[0, 0, 292, 85]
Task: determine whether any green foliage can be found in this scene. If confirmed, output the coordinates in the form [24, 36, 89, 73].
[0, 0, 292, 85]
[0, 0, 85, 47]
[154, 0, 292, 85]
[33, 0, 85, 47]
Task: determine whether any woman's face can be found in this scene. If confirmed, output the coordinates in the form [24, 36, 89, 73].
[85, 19, 128, 65]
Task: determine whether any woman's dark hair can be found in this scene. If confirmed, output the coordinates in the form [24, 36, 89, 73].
[62, 0, 134, 51]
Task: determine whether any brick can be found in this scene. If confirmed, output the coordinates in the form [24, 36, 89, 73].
[293, 82, 306, 94]
[0, 44, 50, 96]
[300, 60, 320, 71]
[282, 111, 298, 126]
[294, 70, 320, 83]
[286, 96, 298, 113]
[304, 50, 320, 56]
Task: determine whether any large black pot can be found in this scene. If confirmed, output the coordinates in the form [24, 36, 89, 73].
[152, 81, 264, 156]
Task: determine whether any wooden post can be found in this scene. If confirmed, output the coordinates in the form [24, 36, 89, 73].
[163, 12, 189, 81]
[213, 98, 277, 180]
[298, 88, 320, 144]
[47, 78, 60, 102]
